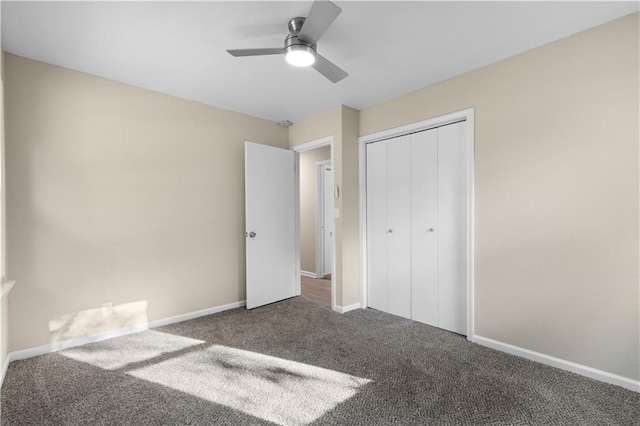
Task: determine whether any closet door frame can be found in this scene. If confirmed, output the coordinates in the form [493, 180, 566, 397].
[358, 107, 476, 341]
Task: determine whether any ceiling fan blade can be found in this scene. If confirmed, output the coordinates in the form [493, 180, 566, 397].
[227, 48, 284, 57]
[312, 54, 348, 83]
[298, 0, 342, 44]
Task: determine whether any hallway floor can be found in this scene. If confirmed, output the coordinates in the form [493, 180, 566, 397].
[300, 275, 331, 308]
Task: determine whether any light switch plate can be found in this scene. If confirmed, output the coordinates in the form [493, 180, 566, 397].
[335, 208, 340, 219]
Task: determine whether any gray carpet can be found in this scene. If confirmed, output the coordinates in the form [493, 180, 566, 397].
[1, 297, 638, 425]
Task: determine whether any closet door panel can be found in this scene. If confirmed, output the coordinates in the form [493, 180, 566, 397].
[410, 129, 439, 327]
[386, 135, 412, 319]
[437, 122, 469, 335]
[366, 141, 388, 312]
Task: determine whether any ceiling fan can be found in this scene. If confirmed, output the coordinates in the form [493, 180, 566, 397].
[227, 0, 348, 83]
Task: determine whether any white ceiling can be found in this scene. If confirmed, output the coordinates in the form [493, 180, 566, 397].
[2, 1, 638, 123]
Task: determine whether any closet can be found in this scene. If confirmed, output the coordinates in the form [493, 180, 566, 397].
[366, 121, 469, 335]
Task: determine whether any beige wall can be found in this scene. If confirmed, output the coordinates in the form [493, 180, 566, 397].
[0, 44, 8, 375]
[340, 106, 360, 306]
[2, 12, 638, 385]
[4, 54, 288, 351]
[299, 146, 330, 274]
[289, 106, 360, 307]
[359, 14, 639, 380]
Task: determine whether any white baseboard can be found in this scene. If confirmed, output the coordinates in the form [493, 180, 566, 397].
[9, 323, 151, 363]
[0, 357, 9, 387]
[474, 335, 639, 393]
[1, 300, 246, 388]
[300, 270, 317, 278]
[334, 303, 361, 314]
[147, 300, 245, 329]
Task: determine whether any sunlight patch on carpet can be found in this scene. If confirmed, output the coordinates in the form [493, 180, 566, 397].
[127, 345, 371, 425]
[60, 330, 205, 370]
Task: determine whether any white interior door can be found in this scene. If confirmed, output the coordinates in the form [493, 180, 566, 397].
[322, 165, 334, 277]
[245, 142, 297, 309]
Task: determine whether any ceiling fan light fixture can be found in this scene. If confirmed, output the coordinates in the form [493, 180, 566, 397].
[227, 1, 348, 82]
[285, 45, 316, 67]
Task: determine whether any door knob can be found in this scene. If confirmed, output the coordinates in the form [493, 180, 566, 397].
[388, 229, 393, 233]
[427, 228, 435, 232]
[247, 231, 256, 238]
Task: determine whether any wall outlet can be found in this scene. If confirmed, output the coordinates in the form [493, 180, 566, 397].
[102, 302, 113, 316]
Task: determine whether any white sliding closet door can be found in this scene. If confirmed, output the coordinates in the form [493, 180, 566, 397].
[437, 122, 468, 334]
[366, 141, 388, 312]
[410, 129, 439, 327]
[386, 136, 412, 319]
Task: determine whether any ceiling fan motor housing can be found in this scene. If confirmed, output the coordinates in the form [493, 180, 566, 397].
[285, 17, 317, 54]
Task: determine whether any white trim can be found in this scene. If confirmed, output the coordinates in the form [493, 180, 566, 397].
[359, 109, 471, 144]
[474, 335, 640, 393]
[292, 136, 337, 312]
[465, 111, 476, 341]
[294, 150, 301, 296]
[147, 300, 246, 329]
[0, 300, 246, 388]
[1, 357, 10, 388]
[1, 280, 15, 299]
[10, 323, 151, 363]
[358, 107, 476, 340]
[333, 303, 361, 314]
[0, 280, 16, 387]
[291, 135, 333, 153]
[358, 129, 368, 311]
[300, 270, 317, 279]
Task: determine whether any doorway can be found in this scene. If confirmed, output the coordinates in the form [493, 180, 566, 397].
[293, 136, 335, 310]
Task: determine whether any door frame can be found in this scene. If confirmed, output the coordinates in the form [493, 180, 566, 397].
[358, 107, 476, 341]
[292, 136, 336, 311]
[316, 160, 332, 278]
